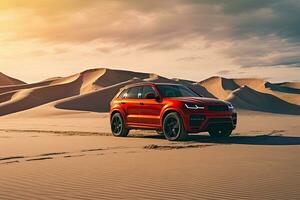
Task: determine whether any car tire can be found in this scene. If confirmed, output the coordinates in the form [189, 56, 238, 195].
[111, 113, 129, 137]
[208, 129, 232, 138]
[163, 112, 187, 141]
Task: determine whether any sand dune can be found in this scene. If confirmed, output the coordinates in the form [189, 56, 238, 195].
[0, 68, 299, 116]
[265, 82, 300, 95]
[55, 79, 142, 112]
[0, 81, 80, 116]
[0, 80, 54, 94]
[199, 76, 300, 106]
[233, 78, 266, 90]
[53, 69, 175, 112]
[144, 73, 176, 83]
[49, 68, 105, 94]
[171, 78, 216, 98]
[49, 68, 151, 94]
[228, 86, 300, 115]
[275, 82, 300, 90]
[198, 76, 236, 99]
[92, 68, 149, 87]
[0, 72, 26, 86]
[55, 73, 216, 112]
[188, 83, 216, 98]
[199, 77, 268, 99]
[0, 69, 152, 115]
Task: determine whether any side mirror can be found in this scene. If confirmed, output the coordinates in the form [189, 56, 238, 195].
[145, 92, 156, 99]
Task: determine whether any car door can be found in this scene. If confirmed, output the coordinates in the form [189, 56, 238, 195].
[121, 86, 142, 126]
[138, 85, 164, 127]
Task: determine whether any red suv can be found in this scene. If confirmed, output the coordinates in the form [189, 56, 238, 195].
[110, 83, 237, 141]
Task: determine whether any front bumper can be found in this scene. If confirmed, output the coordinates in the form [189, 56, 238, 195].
[181, 110, 237, 133]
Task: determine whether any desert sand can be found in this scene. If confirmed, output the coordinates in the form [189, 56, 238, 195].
[0, 68, 299, 200]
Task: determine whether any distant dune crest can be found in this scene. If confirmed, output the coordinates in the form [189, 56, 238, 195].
[0, 68, 299, 116]
[0, 72, 26, 86]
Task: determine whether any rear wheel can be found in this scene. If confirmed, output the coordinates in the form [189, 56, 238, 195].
[208, 128, 232, 138]
[163, 112, 187, 141]
[111, 113, 129, 137]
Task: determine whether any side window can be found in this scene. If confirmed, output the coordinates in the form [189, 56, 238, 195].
[126, 86, 142, 99]
[141, 86, 157, 98]
[118, 89, 128, 98]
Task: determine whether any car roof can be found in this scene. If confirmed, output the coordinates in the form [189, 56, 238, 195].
[123, 82, 183, 89]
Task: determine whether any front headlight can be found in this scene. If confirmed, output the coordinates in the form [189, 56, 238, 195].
[227, 102, 234, 109]
[184, 103, 205, 110]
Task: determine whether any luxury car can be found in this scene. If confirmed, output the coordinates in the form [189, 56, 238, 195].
[110, 82, 237, 141]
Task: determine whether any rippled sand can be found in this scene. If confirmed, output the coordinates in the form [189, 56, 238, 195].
[0, 111, 299, 200]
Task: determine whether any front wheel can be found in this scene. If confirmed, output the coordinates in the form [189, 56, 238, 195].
[111, 113, 129, 137]
[163, 112, 187, 141]
[208, 129, 232, 138]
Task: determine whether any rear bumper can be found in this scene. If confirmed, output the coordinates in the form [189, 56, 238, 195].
[181, 111, 237, 133]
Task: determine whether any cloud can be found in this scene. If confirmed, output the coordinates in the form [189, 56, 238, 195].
[1, 0, 300, 69]
[222, 35, 300, 68]
[177, 56, 203, 62]
[0, 1, 242, 44]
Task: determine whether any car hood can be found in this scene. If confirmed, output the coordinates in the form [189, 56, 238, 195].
[171, 97, 227, 105]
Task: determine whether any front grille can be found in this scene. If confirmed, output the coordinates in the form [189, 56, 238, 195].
[207, 105, 229, 111]
[189, 114, 205, 127]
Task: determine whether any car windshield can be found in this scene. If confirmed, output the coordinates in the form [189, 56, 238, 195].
[156, 85, 200, 98]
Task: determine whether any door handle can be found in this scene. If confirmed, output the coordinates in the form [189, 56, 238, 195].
[121, 102, 126, 104]
[139, 102, 144, 105]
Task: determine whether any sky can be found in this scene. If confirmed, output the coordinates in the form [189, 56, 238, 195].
[0, 0, 300, 83]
